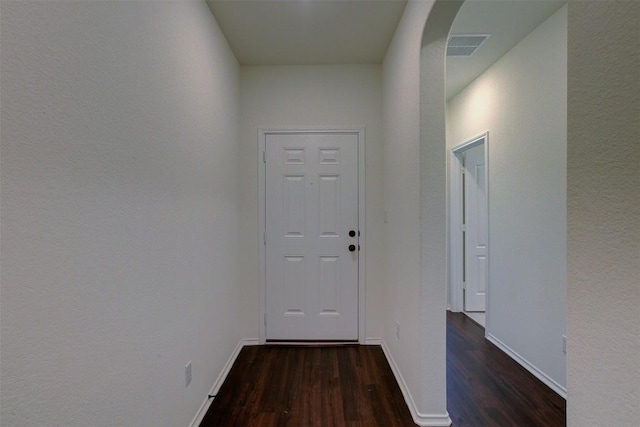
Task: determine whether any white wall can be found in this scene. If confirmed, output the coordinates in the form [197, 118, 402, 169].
[566, 2, 639, 425]
[382, 0, 427, 414]
[447, 6, 567, 394]
[0, 2, 243, 426]
[382, 0, 456, 424]
[238, 65, 385, 339]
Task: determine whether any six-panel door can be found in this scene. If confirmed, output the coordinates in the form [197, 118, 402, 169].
[265, 132, 359, 340]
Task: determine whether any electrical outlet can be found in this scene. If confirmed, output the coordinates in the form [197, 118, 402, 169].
[396, 321, 400, 339]
[562, 335, 567, 354]
[185, 361, 192, 387]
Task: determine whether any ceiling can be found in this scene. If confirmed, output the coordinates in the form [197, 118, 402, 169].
[206, 0, 407, 65]
[206, 0, 566, 97]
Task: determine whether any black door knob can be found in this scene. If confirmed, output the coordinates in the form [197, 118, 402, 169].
[349, 230, 356, 237]
[348, 244, 356, 252]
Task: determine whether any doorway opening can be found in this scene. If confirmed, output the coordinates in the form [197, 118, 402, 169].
[449, 133, 489, 328]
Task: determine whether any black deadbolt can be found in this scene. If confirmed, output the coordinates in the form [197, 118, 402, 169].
[349, 230, 356, 237]
[348, 244, 356, 252]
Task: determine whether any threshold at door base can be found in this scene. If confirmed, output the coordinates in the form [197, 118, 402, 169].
[265, 340, 358, 346]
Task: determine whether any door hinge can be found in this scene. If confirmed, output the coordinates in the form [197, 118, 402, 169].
[263, 151, 266, 163]
[264, 313, 267, 326]
[460, 224, 467, 232]
[462, 281, 466, 290]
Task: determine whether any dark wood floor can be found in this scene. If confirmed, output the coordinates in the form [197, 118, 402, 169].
[447, 312, 565, 426]
[200, 312, 566, 426]
[200, 344, 414, 426]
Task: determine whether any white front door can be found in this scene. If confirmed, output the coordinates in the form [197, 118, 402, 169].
[463, 144, 487, 312]
[265, 132, 359, 340]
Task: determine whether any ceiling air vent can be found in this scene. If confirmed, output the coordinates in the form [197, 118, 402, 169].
[447, 34, 490, 57]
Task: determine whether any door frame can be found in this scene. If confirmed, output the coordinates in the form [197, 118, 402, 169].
[449, 132, 489, 321]
[258, 128, 366, 344]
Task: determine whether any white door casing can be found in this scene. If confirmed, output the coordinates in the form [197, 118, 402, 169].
[463, 144, 487, 312]
[259, 129, 364, 342]
[449, 133, 489, 316]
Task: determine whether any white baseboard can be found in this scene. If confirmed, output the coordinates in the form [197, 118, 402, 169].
[486, 333, 567, 399]
[380, 339, 452, 427]
[188, 338, 259, 427]
[364, 337, 382, 345]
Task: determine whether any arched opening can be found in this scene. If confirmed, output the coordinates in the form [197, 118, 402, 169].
[440, 0, 569, 400]
[444, 0, 568, 353]
[418, 0, 570, 424]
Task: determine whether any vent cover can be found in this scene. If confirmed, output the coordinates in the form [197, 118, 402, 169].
[447, 34, 490, 57]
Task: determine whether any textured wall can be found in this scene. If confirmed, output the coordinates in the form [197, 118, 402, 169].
[238, 64, 385, 339]
[447, 6, 567, 394]
[419, 0, 464, 421]
[567, 1, 639, 425]
[382, 0, 432, 421]
[383, 0, 459, 424]
[0, 2, 242, 426]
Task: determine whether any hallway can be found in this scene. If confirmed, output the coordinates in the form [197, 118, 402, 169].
[1, 2, 635, 425]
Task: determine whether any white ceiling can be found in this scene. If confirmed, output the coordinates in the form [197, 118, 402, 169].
[206, 0, 566, 97]
[206, 0, 407, 65]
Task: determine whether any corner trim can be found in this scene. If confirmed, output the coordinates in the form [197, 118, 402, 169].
[486, 333, 567, 399]
[363, 337, 382, 345]
[188, 338, 259, 427]
[380, 339, 452, 427]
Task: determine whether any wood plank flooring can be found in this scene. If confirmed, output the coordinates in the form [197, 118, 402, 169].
[200, 312, 566, 426]
[447, 311, 566, 426]
[200, 345, 414, 426]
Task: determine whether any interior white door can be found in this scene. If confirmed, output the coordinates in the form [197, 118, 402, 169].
[463, 144, 487, 312]
[265, 132, 359, 340]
